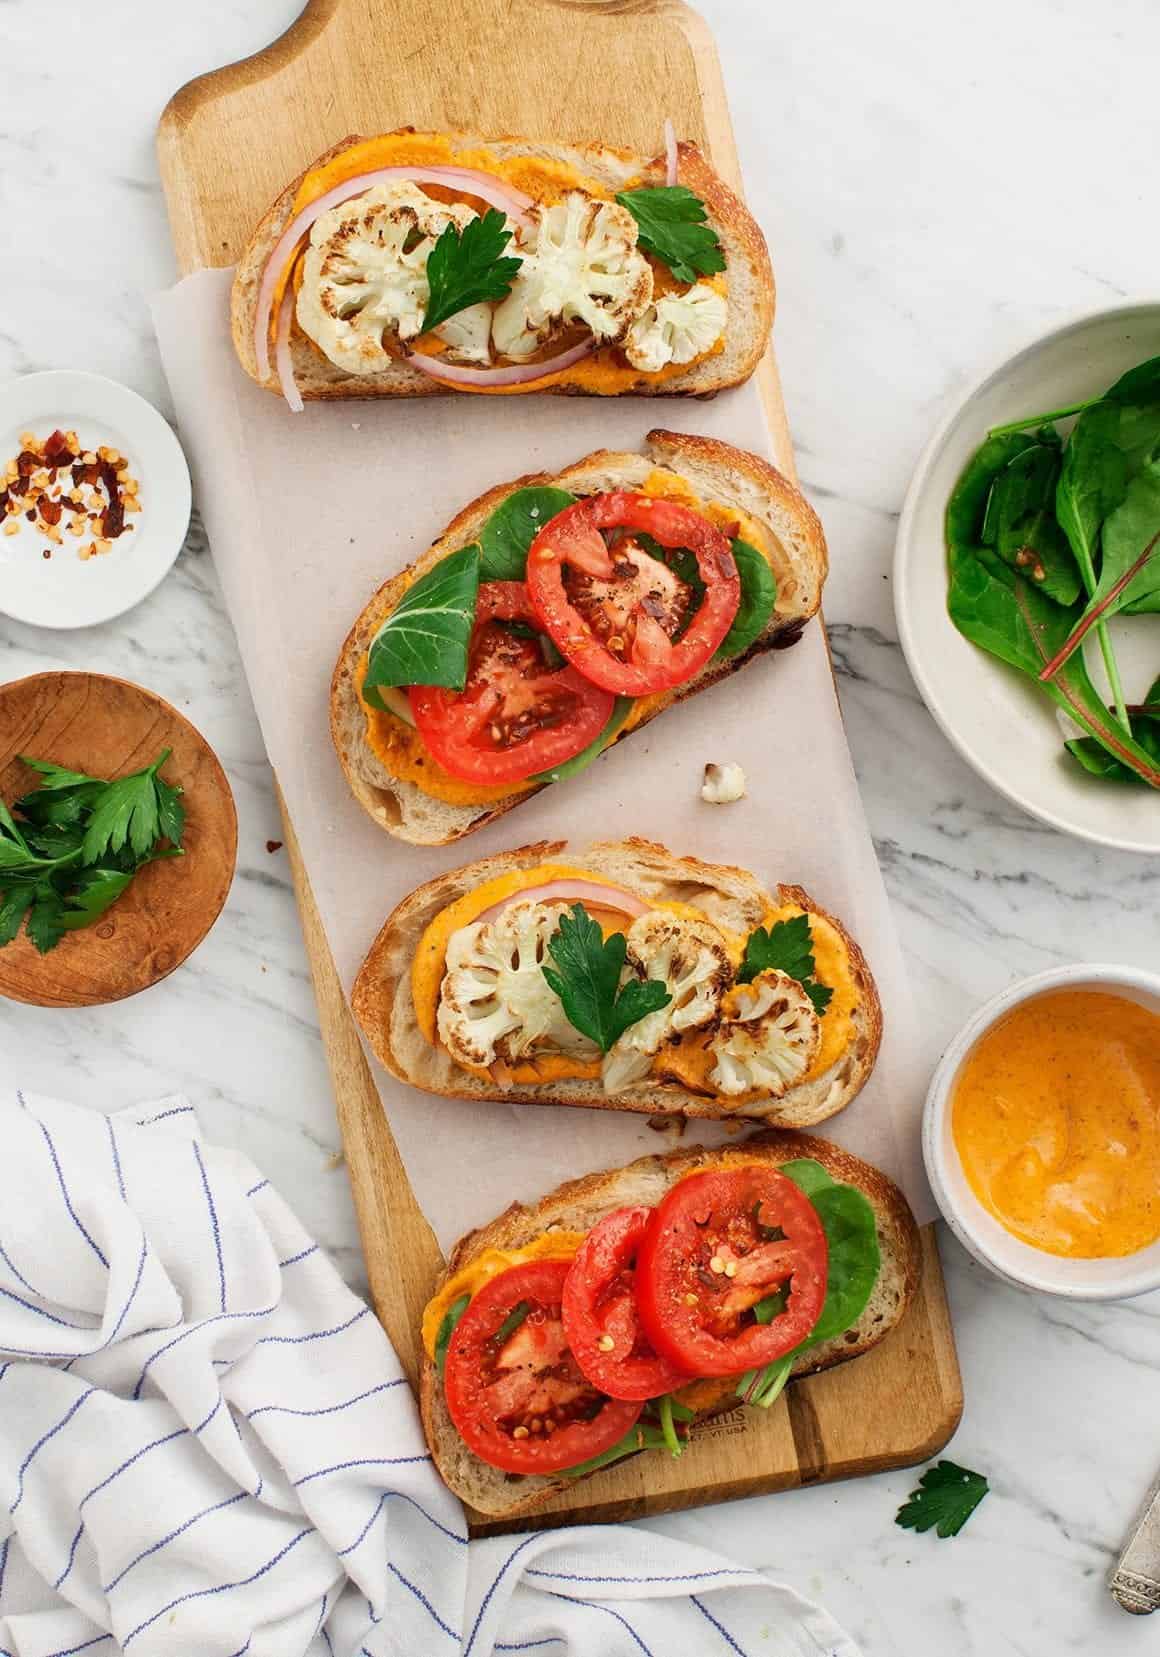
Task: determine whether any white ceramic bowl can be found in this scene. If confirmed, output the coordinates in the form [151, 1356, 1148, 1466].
[895, 301, 1160, 855]
[924, 964, 1160, 1300]
[0, 370, 191, 629]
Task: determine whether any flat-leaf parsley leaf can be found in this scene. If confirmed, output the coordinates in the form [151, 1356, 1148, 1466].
[895, 1460, 989, 1539]
[737, 913, 833, 1014]
[422, 209, 522, 337]
[615, 186, 726, 285]
[542, 903, 670, 1052]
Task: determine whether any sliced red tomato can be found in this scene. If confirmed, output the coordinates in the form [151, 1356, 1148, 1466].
[561, 1207, 693, 1401]
[635, 1168, 828, 1378]
[525, 492, 740, 695]
[409, 581, 615, 783]
[443, 1259, 641, 1474]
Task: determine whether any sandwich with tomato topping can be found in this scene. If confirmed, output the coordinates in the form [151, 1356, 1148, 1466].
[420, 1130, 921, 1518]
[353, 838, 881, 1126]
[331, 430, 826, 845]
[231, 127, 771, 406]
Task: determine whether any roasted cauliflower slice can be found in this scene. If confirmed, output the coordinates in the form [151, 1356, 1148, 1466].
[708, 970, 820, 1099]
[297, 182, 490, 373]
[624, 282, 728, 373]
[602, 912, 732, 1095]
[492, 194, 653, 361]
[437, 901, 599, 1070]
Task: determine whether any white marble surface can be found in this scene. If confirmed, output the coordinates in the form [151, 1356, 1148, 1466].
[2, 1, 1158, 1651]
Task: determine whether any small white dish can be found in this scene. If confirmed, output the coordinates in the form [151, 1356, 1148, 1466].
[923, 963, 1160, 1300]
[894, 301, 1160, 855]
[0, 370, 192, 629]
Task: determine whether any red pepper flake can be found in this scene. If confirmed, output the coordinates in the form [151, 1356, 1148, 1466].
[265, 840, 284, 854]
[39, 497, 62, 527]
[42, 429, 75, 467]
[42, 548, 52, 560]
[71, 462, 101, 489]
[16, 450, 39, 477]
[25, 507, 36, 523]
[97, 458, 124, 540]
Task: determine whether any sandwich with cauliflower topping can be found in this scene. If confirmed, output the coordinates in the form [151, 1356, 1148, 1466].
[230, 127, 773, 404]
[352, 838, 882, 1125]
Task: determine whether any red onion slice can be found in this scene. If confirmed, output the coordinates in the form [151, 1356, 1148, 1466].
[252, 165, 536, 387]
[476, 879, 652, 927]
[407, 336, 595, 388]
[664, 119, 678, 186]
[274, 284, 303, 413]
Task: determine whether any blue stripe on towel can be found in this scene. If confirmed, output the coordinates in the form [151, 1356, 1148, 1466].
[31, 1114, 108, 1268]
[254, 1305, 369, 1347]
[10, 1388, 96, 1513]
[463, 1534, 539, 1657]
[691, 1594, 750, 1655]
[246, 1379, 404, 1422]
[103, 1487, 250, 1592]
[132, 1305, 276, 1399]
[105, 1114, 126, 1200]
[192, 1141, 227, 1314]
[293, 1455, 430, 1487]
[121, 1526, 312, 1648]
[387, 1562, 457, 1640]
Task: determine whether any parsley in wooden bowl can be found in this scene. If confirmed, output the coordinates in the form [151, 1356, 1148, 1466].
[0, 672, 237, 1006]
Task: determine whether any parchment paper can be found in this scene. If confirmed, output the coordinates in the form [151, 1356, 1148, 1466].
[153, 269, 933, 1249]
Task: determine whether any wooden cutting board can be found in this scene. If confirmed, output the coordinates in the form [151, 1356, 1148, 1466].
[156, 0, 962, 1534]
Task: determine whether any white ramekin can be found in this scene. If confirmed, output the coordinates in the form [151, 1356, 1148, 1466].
[923, 964, 1160, 1300]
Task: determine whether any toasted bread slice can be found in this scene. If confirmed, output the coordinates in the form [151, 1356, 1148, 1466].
[420, 1128, 922, 1519]
[353, 837, 881, 1126]
[330, 430, 827, 845]
[231, 130, 772, 400]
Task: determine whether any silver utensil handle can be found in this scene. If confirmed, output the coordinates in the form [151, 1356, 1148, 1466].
[1110, 1476, 1160, 1614]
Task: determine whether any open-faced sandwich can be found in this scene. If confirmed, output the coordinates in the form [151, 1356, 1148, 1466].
[353, 839, 881, 1125]
[421, 1130, 920, 1518]
[331, 430, 826, 845]
[231, 127, 772, 405]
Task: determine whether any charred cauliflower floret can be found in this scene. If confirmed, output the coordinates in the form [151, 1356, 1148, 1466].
[624, 282, 728, 373]
[297, 182, 491, 373]
[437, 901, 599, 1070]
[492, 194, 652, 361]
[602, 912, 731, 1095]
[708, 970, 820, 1099]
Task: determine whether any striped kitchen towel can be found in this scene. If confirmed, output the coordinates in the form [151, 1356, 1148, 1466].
[0, 1090, 860, 1657]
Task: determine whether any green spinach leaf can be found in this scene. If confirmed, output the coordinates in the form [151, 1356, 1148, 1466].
[434, 1294, 471, 1377]
[364, 546, 481, 693]
[716, 541, 777, 657]
[1066, 676, 1160, 783]
[947, 431, 1079, 605]
[479, 487, 576, 581]
[1040, 462, 1160, 674]
[735, 1160, 880, 1408]
[532, 696, 634, 785]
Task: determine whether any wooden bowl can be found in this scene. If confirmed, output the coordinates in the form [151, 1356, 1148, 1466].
[0, 672, 237, 1006]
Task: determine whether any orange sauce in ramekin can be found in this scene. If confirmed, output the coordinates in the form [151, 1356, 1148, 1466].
[951, 989, 1160, 1259]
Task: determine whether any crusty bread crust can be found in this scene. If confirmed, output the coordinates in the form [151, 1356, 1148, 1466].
[230, 129, 773, 399]
[330, 430, 828, 845]
[419, 1128, 922, 1519]
[352, 837, 881, 1126]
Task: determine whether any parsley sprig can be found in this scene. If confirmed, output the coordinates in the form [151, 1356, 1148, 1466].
[421, 209, 522, 337]
[895, 1460, 989, 1539]
[0, 751, 184, 954]
[737, 914, 833, 1014]
[616, 186, 726, 285]
[542, 904, 671, 1052]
